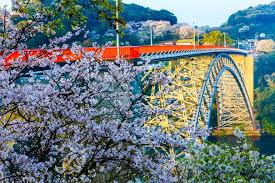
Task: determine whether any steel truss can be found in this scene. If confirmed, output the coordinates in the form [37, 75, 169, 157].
[145, 53, 256, 133]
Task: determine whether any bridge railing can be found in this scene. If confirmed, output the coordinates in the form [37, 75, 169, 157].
[3, 45, 248, 64]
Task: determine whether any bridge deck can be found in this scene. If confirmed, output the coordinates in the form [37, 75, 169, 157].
[4, 45, 249, 63]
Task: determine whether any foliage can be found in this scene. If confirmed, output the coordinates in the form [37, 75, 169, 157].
[176, 128, 275, 182]
[261, 119, 275, 135]
[254, 52, 275, 88]
[203, 30, 233, 46]
[254, 82, 275, 135]
[254, 52, 275, 135]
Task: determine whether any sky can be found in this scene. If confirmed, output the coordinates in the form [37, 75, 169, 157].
[123, 0, 273, 26]
[0, 0, 273, 26]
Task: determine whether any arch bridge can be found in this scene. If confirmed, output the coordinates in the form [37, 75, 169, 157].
[114, 45, 258, 135]
[6, 45, 259, 135]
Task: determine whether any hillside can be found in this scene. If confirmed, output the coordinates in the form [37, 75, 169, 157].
[84, 2, 177, 34]
[220, 1, 275, 40]
[27, 2, 177, 47]
[86, 2, 177, 44]
[122, 3, 177, 25]
[254, 53, 275, 134]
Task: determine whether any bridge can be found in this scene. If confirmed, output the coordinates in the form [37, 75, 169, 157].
[5, 45, 260, 136]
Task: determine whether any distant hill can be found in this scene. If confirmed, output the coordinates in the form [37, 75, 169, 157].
[85, 2, 177, 38]
[220, 1, 275, 40]
[84, 2, 177, 45]
[122, 3, 177, 25]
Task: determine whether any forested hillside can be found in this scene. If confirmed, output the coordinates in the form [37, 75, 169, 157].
[220, 1, 275, 39]
[122, 3, 177, 25]
[254, 53, 275, 135]
[27, 1, 177, 47]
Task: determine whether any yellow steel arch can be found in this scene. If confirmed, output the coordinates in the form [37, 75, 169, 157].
[145, 53, 259, 136]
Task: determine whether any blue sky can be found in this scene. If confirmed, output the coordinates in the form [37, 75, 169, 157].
[123, 0, 273, 26]
[1, 0, 273, 26]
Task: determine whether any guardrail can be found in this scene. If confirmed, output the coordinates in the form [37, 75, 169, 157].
[3, 45, 249, 64]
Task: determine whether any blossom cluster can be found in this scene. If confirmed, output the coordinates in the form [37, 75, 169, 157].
[175, 129, 275, 182]
[124, 20, 204, 44]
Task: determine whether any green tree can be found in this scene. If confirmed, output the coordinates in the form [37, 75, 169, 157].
[254, 82, 275, 134]
[262, 119, 275, 135]
[203, 30, 233, 46]
[7, 0, 123, 48]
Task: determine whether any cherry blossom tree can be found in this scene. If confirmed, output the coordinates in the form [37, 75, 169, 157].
[256, 39, 275, 53]
[0, 54, 186, 182]
[0, 5, 188, 182]
[125, 20, 178, 44]
[176, 24, 194, 39]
